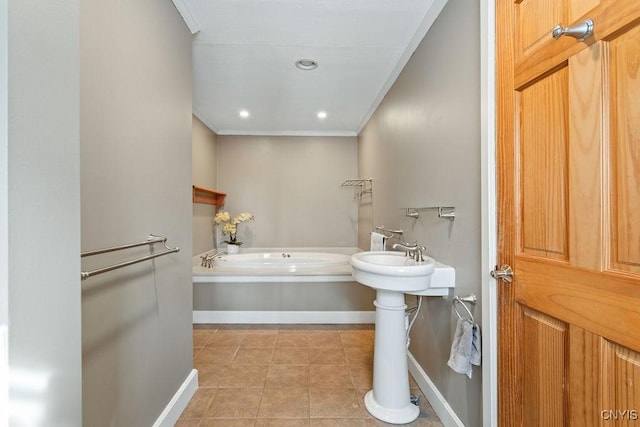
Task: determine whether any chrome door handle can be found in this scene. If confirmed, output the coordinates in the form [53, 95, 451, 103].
[552, 19, 593, 42]
[491, 265, 514, 284]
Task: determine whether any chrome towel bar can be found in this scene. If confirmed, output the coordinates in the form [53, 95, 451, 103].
[375, 225, 403, 239]
[453, 294, 477, 322]
[81, 234, 179, 280]
[405, 206, 455, 220]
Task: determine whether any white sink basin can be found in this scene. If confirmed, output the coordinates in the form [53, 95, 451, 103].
[349, 250, 456, 424]
[350, 251, 435, 292]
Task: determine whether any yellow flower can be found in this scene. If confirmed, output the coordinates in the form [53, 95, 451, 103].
[222, 223, 237, 235]
[214, 211, 230, 224]
[233, 212, 254, 224]
[214, 210, 254, 243]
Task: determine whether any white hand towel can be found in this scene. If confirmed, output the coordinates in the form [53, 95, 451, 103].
[370, 232, 387, 251]
[447, 317, 475, 378]
[471, 323, 481, 366]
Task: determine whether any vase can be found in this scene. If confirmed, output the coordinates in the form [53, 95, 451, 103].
[226, 243, 240, 254]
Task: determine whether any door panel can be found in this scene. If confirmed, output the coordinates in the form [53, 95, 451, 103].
[607, 343, 640, 421]
[569, 42, 604, 270]
[611, 25, 640, 274]
[498, 0, 640, 425]
[517, 0, 564, 60]
[522, 308, 568, 426]
[570, 0, 600, 22]
[519, 68, 568, 260]
[568, 326, 602, 426]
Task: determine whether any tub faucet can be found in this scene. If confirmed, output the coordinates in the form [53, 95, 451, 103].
[392, 242, 426, 262]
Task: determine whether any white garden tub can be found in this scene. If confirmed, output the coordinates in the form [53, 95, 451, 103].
[192, 247, 375, 324]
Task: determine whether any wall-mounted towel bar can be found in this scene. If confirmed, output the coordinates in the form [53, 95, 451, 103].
[81, 234, 179, 280]
[375, 225, 403, 239]
[453, 294, 477, 322]
[405, 206, 455, 220]
[341, 178, 373, 199]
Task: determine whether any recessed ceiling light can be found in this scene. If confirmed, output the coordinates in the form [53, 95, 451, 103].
[317, 111, 327, 119]
[239, 110, 250, 118]
[295, 59, 318, 71]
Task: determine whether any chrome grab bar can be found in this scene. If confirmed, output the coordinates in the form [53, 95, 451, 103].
[81, 234, 179, 280]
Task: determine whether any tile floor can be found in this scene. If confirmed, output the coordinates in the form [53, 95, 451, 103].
[177, 324, 443, 426]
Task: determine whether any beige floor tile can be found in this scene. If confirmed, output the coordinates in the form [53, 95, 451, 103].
[339, 331, 374, 349]
[193, 347, 204, 359]
[311, 419, 364, 427]
[175, 418, 202, 427]
[241, 333, 278, 348]
[307, 331, 343, 348]
[196, 364, 228, 388]
[193, 329, 216, 348]
[182, 326, 442, 426]
[276, 333, 310, 347]
[195, 347, 238, 365]
[258, 387, 310, 418]
[203, 388, 263, 418]
[244, 326, 280, 332]
[219, 364, 269, 388]
[255, 419, 310, 426]
[309, 348, 348, 365]
[272, 348, 310, 365]
[180, 388, 217, 418]
[349, 365, 373, 389]
[335, 324, 374, 331]
[344, 348, 373, 367]
[233, 348, 274, 364]
[206, 331, 247, 347]
[200, 419, 256, 427]
[409, 388, 439, 419]
[265, 365, 310, 388]
[309, 388, 363, 418]
[362, 419, 443, 427]
[310, 365, 354, 388]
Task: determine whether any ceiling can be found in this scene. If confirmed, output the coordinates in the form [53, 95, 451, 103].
[172, 0, 448, 136]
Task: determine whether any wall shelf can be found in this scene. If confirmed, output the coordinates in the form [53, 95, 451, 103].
[192, 185, 226, 210]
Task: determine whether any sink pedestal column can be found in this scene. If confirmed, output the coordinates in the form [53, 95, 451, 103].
[364, 289, 419, 424]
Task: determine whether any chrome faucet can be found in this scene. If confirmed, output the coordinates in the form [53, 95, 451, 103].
[392, 241, 426, 262]
[200, 250, 225, 268]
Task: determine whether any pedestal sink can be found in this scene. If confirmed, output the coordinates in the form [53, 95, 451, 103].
[350, 251, 453, 425]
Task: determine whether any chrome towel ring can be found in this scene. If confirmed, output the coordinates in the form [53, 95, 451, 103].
[453, 294, 477, 323]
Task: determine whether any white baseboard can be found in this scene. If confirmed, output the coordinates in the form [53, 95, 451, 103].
[408, 352, 464, 427]
[193, 310, 375, 324]
[152, 369, 198, 427]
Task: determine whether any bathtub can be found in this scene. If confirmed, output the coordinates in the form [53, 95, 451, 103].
[192, 247, 375, 324]
[215, 251, 351, 270]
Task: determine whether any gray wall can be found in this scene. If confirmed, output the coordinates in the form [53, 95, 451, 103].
[216, 135, 358, 248]
[0, 2, 8, 423]
[7, 1, 82, 425]
[358, 0, 482, 425]
[80, 1, 194, 426]
[192, 115, 219, 255]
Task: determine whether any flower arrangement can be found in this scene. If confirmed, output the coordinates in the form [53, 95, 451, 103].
[214, 211, 255, 245]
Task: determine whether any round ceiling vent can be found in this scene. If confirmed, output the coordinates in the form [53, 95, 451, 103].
[295, 59, 318, 71]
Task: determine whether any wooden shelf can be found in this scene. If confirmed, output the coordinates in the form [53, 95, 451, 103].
[192, 185, 226, 209]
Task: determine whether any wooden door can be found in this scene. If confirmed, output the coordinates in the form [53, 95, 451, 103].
[497, 1, 640, 425]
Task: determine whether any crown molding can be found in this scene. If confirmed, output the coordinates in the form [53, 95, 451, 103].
[171, 0, 200, 34]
